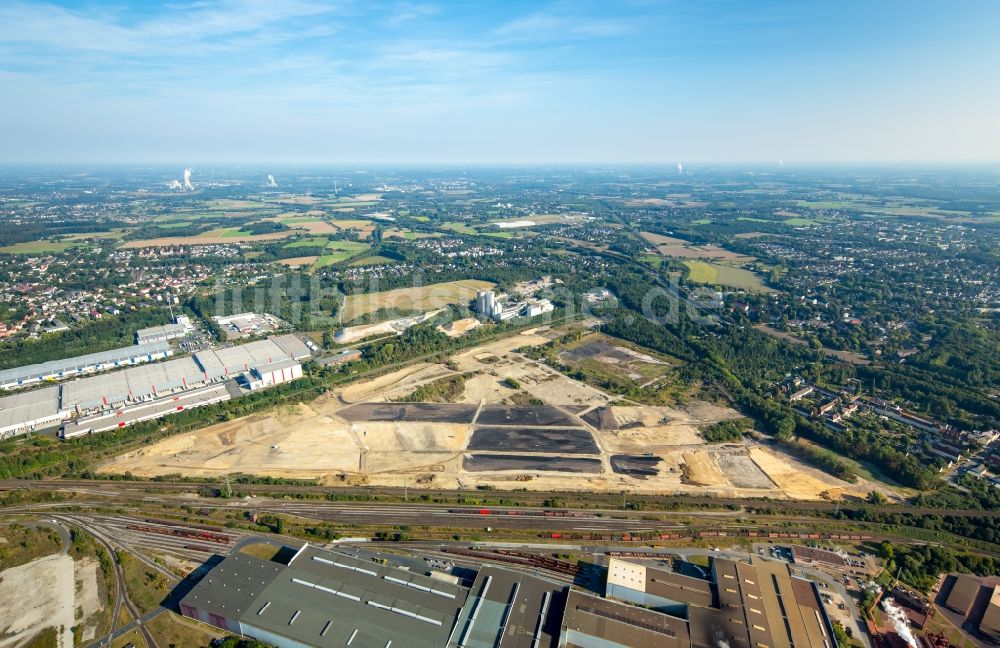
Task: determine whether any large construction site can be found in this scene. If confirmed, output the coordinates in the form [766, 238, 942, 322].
[100, 329, 877, 500]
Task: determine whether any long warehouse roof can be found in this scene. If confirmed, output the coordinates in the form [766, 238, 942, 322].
[0, 385, 61, 431]
[183, 544, 469, 648]
[0, 341, 171, 387]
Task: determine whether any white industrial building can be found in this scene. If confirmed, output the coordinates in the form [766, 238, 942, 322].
[135, 315, 193, 345]
[0, 334, 313, 440]
[245, 358, 303, 390]
[474, 290, 553, 321]
[0, 342, 173, 391]
[0, 386, 63, 439]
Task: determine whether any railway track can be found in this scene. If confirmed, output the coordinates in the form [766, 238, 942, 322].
[53, 514, 161, 648]
[4, 477, 998, 518]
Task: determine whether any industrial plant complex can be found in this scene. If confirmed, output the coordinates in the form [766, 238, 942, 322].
[180, 540, 839, 648]
[474, 289, 554, 322]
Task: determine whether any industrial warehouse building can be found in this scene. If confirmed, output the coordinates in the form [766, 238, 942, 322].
[0, 334, 312, 439]
[181, 542, 840, 648]
[604, 556, 838, 648]
[135, 315, 193, 344]
[182, 545, 475, 648]
[0, 341, 172, 390]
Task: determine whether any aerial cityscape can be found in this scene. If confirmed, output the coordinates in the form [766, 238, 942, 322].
[1, 2, 999, 648]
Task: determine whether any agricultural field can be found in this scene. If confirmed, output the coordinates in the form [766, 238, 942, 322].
[439, 221, 480, 235]
[382, 228, 440, 240]
[683, 260, 771, 292]
[0, 239, 83, 254]
[120, 226, 303, 248]
[349, 255, 397, 266]
[311, 240, 369, 267]
[328, 219, 376, 238]
[205, 198, 269, 210]
[340, 279, 494, 321]
[284, 236, 329, 248]
[277, 255, 319, 267]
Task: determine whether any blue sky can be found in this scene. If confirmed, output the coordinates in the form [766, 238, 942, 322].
[1, 0, 998, 163]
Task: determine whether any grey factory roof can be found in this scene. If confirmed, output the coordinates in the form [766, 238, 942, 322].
[562, 589, 689, 648]
[269, 334, 312, 360]
[253, 357, 301, 375]
[0, 385, 61, 431]
[61, 356, 205, 411]
[449, 565, 565, 648]
[136, 322, 188, 342]
[183, 543, 470, 648]
[194, 338, 302, 379]
[0, 341, 171, 388]
[181, 552, 284, 621]
[63, 382, 232, 436]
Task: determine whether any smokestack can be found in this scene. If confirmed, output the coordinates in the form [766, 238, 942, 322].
[267, 174, 277, 187]
[882, 598, 918, 648]
[183, 168, 193, 190]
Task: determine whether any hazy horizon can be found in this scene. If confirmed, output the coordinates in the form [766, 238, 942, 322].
[2, 0, 999, 164]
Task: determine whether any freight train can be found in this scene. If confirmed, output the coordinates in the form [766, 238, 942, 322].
[127, 523, 232, 544]
[538, 529, 873, 542]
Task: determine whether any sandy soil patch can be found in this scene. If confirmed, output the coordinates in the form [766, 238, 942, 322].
[604, 424, 704, 452]
[749, 447, 854, 500]
[459, 374, 515, 404]
[0, 553, 75, 648]
[339, 364, 451, 403]
[100, 404, 469, 479]
[681, 450, 729, 487]
[450, 332, 551, 371]
[74, 557, 102, 642]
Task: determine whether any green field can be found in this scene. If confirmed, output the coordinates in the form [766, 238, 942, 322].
[683, 260, 770, 292]
[782, 217, 817, 226]
[796, 200, 856, 210]
[157, 220, 194, 229]
[284, 236, 328, 248]
[692, 218, 713, 225]
[440, 222, 478, 235]
[0, 240, 81, 254]
[310, 240, 369, 268]
[326, 240, 368, 253]
[349, 255, 397, 266]
[639, 254, 664, 268]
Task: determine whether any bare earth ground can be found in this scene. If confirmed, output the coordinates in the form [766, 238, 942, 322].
[0, 553, 75, 648]
[75, 557, 102, 642]
[277, 256, 319, 267]
[99, 331, 877, 500]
